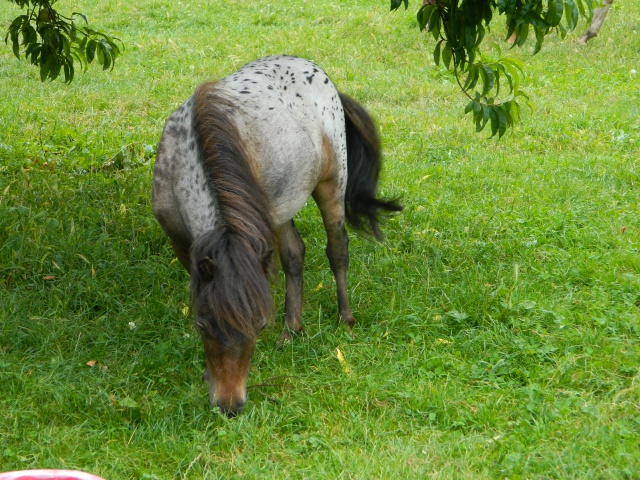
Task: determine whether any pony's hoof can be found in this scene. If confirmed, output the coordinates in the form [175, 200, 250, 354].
[341, 316, 356, 338]
[277, 327, 302, 347]
[342, 315, 356, 330]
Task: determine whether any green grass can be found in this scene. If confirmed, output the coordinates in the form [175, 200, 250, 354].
[1, 0, 639, 478]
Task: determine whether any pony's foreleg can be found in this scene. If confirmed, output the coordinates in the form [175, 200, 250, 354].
[171, 241, 191, 274]
[313, 183, 356, 330]
[276, 220, 306, 344]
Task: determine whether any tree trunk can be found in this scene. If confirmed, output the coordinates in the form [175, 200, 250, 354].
[577, 0, 614, 45]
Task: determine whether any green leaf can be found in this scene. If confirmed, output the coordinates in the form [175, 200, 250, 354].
[489, 107, 499, 137]
[86, 39, 96, 64]
[464, 100, 475, 114]
[464, 23, 477, 52]
[462, 64, 479, 92]
[39, 46, 55, 81]
[63, 61, 73, 83]
[533, 26, 545, 55]
[501, 58, 524, 92]
[575, 0, 589, 19]
[441, 43, 453, 70]
[522, 9, 551, 29]
[72, 12, 89, 24]
[564, 0, 579, 29]
[433, 39, 443, 66]
[98, 41, 112, 70]
[60, 34, 70, 58]
[474, 104, 491, 133]
[480, 65, 494, 97]
[546, 0, 564, 27]
[96, 40, 105, 67]
[23, 24, 37, 46]
[417, 5, 433, 31]
[515, 22, 530, 47]
[477, 64, 487, 95]
[427, 6, 440, 34]
[510, 100, 521, 123]
[496, 105, 508, 138]
[6, 15, 28, 58]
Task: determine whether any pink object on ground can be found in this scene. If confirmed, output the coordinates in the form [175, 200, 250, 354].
[0, 471, 105, 480]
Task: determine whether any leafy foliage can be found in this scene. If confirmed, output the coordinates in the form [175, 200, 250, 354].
[4, 0, 121, 82]
[391, 0, 595, 137]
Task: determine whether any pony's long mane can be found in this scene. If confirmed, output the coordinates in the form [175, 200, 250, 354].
[190, 82, 274, 340]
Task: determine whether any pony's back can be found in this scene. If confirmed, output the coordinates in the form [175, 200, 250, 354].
[213, 55, 349, 227]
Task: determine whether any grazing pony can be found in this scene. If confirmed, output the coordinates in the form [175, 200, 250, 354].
[152, 56, 400, 416]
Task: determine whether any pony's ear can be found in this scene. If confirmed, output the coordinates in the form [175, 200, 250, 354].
[197, 256, 215, 281]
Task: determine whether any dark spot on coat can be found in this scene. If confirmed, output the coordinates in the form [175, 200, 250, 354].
[306, 75, 314, 84]
[177, 127, 188, 141]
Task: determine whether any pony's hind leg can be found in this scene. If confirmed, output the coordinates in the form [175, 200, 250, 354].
[276, 220, 306, 344]
[313, 181, 356, 329]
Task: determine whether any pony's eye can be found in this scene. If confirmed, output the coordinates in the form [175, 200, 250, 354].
[195, 319, 207, 332]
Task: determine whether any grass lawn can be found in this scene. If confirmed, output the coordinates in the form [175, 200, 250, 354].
[1, 0, 639, 478]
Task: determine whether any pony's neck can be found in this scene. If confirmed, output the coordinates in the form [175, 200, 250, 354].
[192, 81, 274, 258]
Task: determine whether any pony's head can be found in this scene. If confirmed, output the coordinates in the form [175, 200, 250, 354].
[190, 228, 273, 416]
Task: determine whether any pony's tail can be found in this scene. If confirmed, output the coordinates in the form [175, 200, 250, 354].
[340, 93, 402, 239]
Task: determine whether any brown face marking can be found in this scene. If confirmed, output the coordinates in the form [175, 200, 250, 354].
[202, 330, 256, 416]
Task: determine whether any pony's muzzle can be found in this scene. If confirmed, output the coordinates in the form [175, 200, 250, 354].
[216, 399, 246, 418]
[205, 368, 248, 417]
[210, 389, 247, 418]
